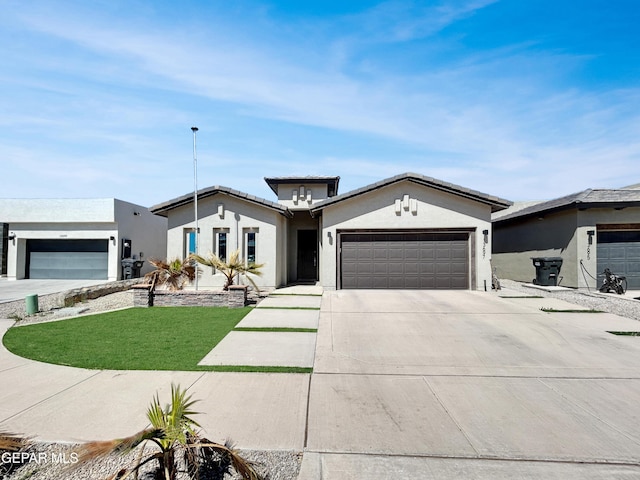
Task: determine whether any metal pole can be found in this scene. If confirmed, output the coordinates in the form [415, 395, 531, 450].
[191, 126, 199, 290]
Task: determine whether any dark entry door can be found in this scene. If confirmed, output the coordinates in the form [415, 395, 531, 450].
[297, 230, 318, 281]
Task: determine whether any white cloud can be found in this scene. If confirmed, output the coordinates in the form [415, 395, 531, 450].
[1, 0, 639, 203]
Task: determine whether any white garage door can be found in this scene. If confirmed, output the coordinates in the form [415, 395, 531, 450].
[27, 239, 109, 280]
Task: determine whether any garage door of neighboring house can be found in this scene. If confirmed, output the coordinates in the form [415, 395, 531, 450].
[26, 239, 109, 280]
[597, 231, 640, 290]
[340, 231, 470, 289]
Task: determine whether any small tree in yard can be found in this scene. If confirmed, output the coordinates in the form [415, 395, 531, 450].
[76, 384, 261, 480]
[145, 258, 197, 291]
[190, 250, 264, 291]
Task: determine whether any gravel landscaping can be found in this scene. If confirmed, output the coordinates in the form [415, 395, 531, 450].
[500, 279, 640, 322]
[1, 442, 302, 480]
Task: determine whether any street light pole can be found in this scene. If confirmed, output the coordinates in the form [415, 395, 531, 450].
[191, 126, 199, 291]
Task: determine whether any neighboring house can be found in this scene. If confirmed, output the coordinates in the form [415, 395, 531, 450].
[492, 187, 640, 289]
[150, 173, 511, 291]
[0, 199, 167, 281]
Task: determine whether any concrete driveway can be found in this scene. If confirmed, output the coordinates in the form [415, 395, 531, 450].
[300, 289, 640, 479]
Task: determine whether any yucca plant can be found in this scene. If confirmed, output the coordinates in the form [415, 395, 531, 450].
[190, 250, 264, 291]
[144, 258, 197, 291]
[76, 384, 261, 480]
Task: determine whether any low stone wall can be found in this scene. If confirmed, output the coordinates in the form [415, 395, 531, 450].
[133, 285, 248, 308]
[0, 279, 143, 320]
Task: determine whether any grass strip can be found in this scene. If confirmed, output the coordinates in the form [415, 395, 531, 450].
[499, 295, 544, 299]
[234, 327, 317, 333]
[201, 365, 313, 373]
[607, 331, 640, 336]
[3, 307, 251, 371]
[540, 308, 603, 313]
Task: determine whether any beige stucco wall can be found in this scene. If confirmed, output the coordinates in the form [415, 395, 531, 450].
[492, 206, 640, 289]
[164, 194, 285, 290]
[275, 182, 330, 209]
[317, 180, 494, 290]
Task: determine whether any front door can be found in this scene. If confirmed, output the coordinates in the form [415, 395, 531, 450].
[297, 230, 318, 281]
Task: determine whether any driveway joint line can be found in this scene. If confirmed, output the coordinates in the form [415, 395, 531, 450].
[301, 449, 640, 467]
[422, 376, 480, 456]
[536, 377, 640, 447]
[0, 370, 102, 424]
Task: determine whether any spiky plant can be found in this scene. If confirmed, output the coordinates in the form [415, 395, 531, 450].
[0, 431, 26, 452]
[189, 250, 264, 291]
[0, 431, 29, 478]
[144, 258, 197, 291]
[76, 384, 261, 480]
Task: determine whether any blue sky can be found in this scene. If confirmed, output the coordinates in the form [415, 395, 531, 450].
[1, 0, 639, 206]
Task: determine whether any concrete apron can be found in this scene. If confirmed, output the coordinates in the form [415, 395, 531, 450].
[300, 289, 640, 479]
[0, 307, 312, 450]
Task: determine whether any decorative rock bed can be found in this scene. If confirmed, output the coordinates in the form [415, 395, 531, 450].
[132, 284, 248, 308]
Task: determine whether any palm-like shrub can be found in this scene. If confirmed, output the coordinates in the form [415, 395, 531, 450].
[190, 250, 264, 291]
[145, 258, 197, 291]
[77, 384, 261, 480]
[0, 431, 29, 478]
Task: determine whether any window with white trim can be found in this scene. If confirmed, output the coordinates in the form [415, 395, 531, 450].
[243, 228, 258, 265]
[213, 228, 229, 262]
[184, 229, 196, 258]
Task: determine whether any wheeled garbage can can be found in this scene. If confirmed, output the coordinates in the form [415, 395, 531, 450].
[531, 257, 563, 286]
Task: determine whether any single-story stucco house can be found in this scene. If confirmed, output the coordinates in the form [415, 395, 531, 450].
[492, 185, 640, 290]
[150, 172, 512, 291]
[0, 199, 167, 281]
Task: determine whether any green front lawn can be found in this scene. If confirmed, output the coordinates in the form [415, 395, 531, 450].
[2, 307, 250, 371]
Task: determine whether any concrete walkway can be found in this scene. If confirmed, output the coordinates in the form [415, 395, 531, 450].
[199, 287, 321, 368]
[2, 286, 640, 479]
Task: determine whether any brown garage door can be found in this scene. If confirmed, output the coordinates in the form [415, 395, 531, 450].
[340, 232, 469, 289]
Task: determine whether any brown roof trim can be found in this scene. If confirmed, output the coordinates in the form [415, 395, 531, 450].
[150, 186, 293, 218]
[310, 172, 512, 215]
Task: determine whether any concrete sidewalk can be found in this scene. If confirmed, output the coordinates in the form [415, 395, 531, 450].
[3, 286, 640, 479]
[301, 289, 640, 479]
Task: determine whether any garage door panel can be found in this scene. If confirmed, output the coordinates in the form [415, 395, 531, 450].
[27, 239, 108, 280]
[597, 234, 640, 289]
[340, 232, 469, 289]
[451, 262, 468, 274]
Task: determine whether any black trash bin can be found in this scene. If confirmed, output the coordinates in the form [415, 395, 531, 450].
[121, 258, 134, 280]
[121, 258, 145, 280]
[531, 257, 563, 286]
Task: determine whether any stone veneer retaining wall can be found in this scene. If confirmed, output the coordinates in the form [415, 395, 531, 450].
[133, 285, 248, 308]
